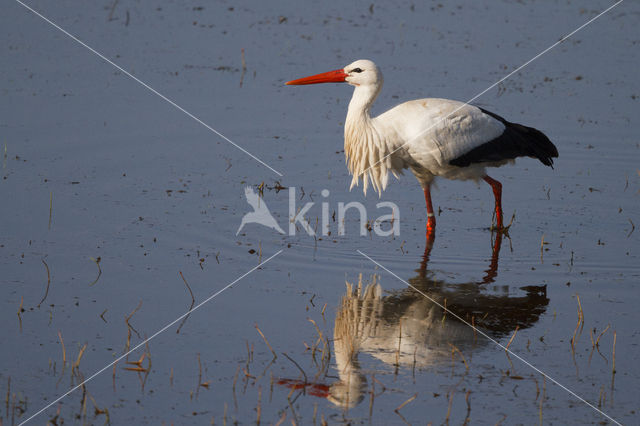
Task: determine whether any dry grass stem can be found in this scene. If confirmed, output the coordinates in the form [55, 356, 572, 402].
[611, 331, 617, 388]
[449, 343, 470, 371]
[464, 389, 471, 425]
[445, 389, 454, 423]
[256, 386, 262, 425]
[125, 300, 143, 339]
[394, 393, 417, 412]
[255, 324, 277, 359]
[232, 366, 240, 410]
[372, 375, 386, 394]
[223, 402, 227, 426]
[196, 353, 203, 397]
[595, 324, 610, 347]
[598, 385, 605, 408]
[505, 325, 520, 352]
[576, 294, 584, 326]
[395, 319, 402, 368]
[112, 363, 117, 391]
[72, 343, 88, 383]
[58, 331, 67, 371]
[571, 294, 585, 352]
[274, 411, 286, 426]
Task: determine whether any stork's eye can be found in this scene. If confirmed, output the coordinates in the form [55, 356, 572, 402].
[351, 67, 363, 73]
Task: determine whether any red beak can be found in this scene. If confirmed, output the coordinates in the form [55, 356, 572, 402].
[286, 69, 348, 85]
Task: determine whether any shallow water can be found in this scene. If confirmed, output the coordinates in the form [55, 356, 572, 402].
[1, 1, 639, 424]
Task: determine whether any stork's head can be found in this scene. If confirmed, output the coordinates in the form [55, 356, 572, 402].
[286, 59, 383, 89]
[344, 59, 382, 88]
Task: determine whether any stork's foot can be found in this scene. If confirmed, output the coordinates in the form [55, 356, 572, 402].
[489, 223, 510, 235]
[489, 210, 514, 235]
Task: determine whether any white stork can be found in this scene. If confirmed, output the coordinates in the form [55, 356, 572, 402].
[286, 59, 558, 233]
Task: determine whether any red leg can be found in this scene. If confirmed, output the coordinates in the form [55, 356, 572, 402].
[424, 185, 436, 237]
[483, 175, 503, 230]
[481, 231, 503, 284]
[419, 230, 436, 278]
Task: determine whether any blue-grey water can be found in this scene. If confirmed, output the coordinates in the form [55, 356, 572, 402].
[1, 1, 638, 424]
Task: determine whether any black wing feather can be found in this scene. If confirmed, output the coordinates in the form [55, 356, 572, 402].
[449, 108, 558, 168]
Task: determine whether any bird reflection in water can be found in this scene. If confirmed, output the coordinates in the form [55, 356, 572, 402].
[277, 232, 549, 409]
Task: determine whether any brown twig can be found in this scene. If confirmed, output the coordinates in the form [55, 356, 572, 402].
[176, 271, 195, 334]
[17, 296, 24, 331]
[38, 259, 51, 307]
[88, 257, 102, 286]
[282, 352, 307, 383]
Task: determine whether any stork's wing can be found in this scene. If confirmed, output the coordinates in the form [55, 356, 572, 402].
[377, 98, 557, 168]
[376, 98, 506, 167]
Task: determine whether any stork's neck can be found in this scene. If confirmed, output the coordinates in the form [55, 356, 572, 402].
[346, 84, 381, 125]
[344, 82, 392, 196]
